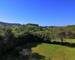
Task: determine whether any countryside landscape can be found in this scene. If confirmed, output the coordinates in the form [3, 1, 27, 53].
[0, 22, 75, 60]
[0, 0, 75, 60]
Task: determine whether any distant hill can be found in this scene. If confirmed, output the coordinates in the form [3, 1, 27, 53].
[0, 22, 21, 27]
[0, 21, 75, 27]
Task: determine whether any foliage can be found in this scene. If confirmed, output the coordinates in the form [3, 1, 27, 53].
[0, 22, 75, 60]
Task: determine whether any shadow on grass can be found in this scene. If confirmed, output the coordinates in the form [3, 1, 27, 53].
[32, 53, 45, 60]
[45, 41, 75, 48]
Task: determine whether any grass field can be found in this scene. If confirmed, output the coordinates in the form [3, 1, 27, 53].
[51, 39, 75, 43]
[32, 43, 75, 60]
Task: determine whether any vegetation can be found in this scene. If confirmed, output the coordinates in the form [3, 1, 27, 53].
[32, 43, 75, 60]
[0, 22, 75, 60]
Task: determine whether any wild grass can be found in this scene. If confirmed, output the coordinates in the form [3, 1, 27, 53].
[32, 43, 75, 60]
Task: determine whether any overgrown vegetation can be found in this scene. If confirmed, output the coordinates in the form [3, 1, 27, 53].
[0, 22, 75, 60]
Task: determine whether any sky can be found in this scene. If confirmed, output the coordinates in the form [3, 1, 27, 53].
[0, 0, 75, 26]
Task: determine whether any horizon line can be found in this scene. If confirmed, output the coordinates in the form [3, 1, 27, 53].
[0, 21, 75, 27]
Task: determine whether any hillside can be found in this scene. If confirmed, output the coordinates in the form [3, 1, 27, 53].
[32, 43, 75, 60]
[0, 21, 75, 39]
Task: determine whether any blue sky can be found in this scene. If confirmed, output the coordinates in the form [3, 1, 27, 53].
[0, 0, 75, 26]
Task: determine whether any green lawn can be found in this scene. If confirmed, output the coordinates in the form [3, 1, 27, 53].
[32, 43, 75, 60]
